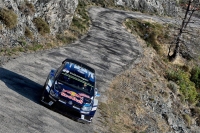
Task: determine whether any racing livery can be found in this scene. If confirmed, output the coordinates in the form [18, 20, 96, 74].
[41, 59, 100, 123]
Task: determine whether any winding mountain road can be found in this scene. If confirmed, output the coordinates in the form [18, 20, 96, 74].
[0, 7, 198, 133]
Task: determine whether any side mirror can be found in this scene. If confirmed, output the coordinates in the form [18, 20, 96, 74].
[50, 69, 56, 75]
[95, 88, 100, 97]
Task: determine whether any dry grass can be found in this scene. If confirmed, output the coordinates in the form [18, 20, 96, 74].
[0, 8, 17, 29]
[182, 114, 192, 127]
[56, 30, 77, 44]
[18, 0, 35, 15]
[33, 17, 50, 36]
[25, 26, 33, 39]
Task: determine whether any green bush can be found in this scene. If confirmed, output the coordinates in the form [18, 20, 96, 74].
[0, 8, 18, 29]
[33, 17, 50, 35]
[190, 67, 200, 90]
[166, 69, 198, 103]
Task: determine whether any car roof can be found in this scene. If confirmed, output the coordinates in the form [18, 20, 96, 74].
[62, 59, 95, 73]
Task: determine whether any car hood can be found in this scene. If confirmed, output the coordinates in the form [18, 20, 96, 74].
[55, 81, 92, 105]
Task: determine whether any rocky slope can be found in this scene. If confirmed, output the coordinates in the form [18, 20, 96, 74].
[114, 0, 180, 16]
[0, 0, 78, 46]
[102, 35, 200, 132]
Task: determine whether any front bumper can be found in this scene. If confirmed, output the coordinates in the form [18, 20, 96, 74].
[41, 92, 94, 123]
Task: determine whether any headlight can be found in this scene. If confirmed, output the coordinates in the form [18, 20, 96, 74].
[82, 105, 92, 111]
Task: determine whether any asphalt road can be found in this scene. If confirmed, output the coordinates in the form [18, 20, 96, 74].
[0, 7, 198, 133]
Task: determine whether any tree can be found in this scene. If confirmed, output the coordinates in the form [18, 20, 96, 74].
[168, 0, 200, 61]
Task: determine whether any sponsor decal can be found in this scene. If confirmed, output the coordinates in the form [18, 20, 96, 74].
[61, 72, 93, 87]
[71, 91, 76, 97]
[67, 62, 94, 79]
[61, 90, 90, 104]
[69, 72, 88, 81]
[79, 93, 90, 99]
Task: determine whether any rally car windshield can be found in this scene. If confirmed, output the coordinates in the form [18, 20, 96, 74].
[57, 70, 95, 96]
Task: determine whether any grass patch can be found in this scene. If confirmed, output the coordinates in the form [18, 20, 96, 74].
[166, 68, 198, 103]
[33, 17, 50, 35]
[26, 43, 43, 51]
[124, 19, 170, 55]
[0, 8, 18, 29]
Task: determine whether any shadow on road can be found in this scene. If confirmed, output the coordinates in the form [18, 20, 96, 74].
[0, 67, 43, 103]
[0, 67, 88, 124]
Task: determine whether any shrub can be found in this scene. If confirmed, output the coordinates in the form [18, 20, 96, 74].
[0, 8, 17, 29]
[182, 114, 192, 127]
[191, 107, 200, 126]
[166, 69, 198, 103]
[190, 67, 200, 90]
[25, 1, 35, 13]
[25, 26, 33, 39]
[33, 17, 50, 35]
[18, 0, 35, 15]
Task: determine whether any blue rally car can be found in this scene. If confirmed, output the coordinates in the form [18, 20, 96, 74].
[41, 59, 100, 123]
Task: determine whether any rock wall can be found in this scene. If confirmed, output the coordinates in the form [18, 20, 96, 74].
[0, 0, 78, 46]
[114, 0, 180, 16]
[35, 0, 78, 34]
